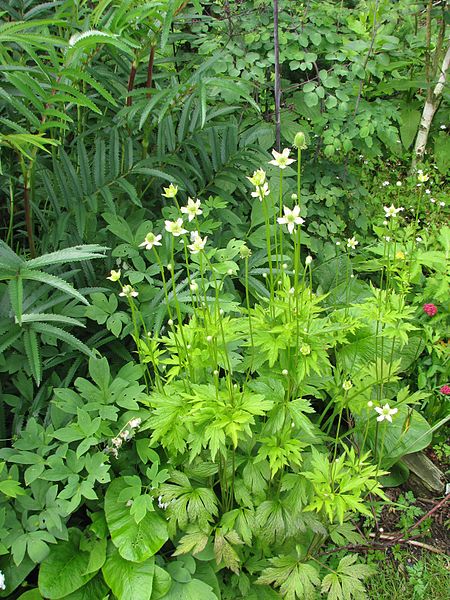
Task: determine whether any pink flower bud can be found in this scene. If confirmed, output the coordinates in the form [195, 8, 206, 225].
[439, 385, 450, 395]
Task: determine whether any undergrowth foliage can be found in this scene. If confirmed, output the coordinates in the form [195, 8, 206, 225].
[1, 133, 448, 599]
[0, 1, 449, 599]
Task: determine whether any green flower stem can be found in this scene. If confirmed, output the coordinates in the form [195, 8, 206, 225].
[153, 246, 189, 386]
[244, 256, 255, 371]
[277, 168, 283, 271]
[262, 195, 275, 315]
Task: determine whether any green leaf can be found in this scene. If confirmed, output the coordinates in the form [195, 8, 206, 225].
[152, 565, 172, 600]
[105, 478, 168, 562]
[38, 530, 96, 599]
[23, 327, 42, 385]
[102, 545, 154, 600]
[20, 269, 89, 306]
[399, 107, 421, 149]
[60, 575, 109, 600]
[17, 591, 43, 600]
[0, 555, 34, 598]
[159, 578, 218, 600]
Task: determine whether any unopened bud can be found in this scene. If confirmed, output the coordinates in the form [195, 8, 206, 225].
[294, 131, 307, 150]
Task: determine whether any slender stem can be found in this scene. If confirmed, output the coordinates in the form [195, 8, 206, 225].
[146, 45, 156, 95]
[126, 60, 137, 107]
[273, 0, 281, 149]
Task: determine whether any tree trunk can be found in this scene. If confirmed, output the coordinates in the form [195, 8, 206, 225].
[412, 44, 450, 170]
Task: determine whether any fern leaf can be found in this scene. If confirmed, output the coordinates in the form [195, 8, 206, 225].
[23, 327, 42, 385]
[32, 322, 95, 357]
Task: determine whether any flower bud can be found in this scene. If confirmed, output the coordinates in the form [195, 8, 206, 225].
[294, 131, 307, 150]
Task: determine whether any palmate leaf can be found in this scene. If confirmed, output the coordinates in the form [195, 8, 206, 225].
[257, 556, 320, 600]
[321, 555, 375, 600]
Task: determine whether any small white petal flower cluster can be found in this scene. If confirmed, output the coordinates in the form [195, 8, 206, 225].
[108, 417, 142, 458]
[0, 570, 5, 591]
[158, 495, 170, 510]
[269, 148, 295, 169]
[374, 403, 398, 423]
[277, 205, 304, 234]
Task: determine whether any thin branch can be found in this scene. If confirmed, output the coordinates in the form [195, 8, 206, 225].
[273, 0, 281, 150]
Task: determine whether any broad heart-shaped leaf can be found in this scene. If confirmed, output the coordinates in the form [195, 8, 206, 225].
[102, 544, 154, 600]
[105, 477, 168, 562]
[60, 575, 109, 600]
[151, 565, 172, 600]
[38, 529, 96, 599]
[16, 591, 43, 600]
[159, 578, 218, 600]
[0, 554, 34, 598]
[367, 407, 432, 469]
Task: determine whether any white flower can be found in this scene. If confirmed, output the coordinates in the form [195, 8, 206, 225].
[439, 201, 445, 207]
[0, 570, 5, 591]
[425, 189, 431, 194]
[367, 401, 373, 408]
[382, 181, 390, 187]
[342, 380, 353, 391]
[417, 172, 429, 183]
[107, 269, 121, 282]
[383, 204, 402, 218]
[188, 232, 207, 254]
[129, 418, 141, 429]
[305, 255, 313, 265]
[165, 218, 187, 236]
[139, 232, 162, 250]
[346, 237, 358, 249]
[190, 280, 198, 292]
[375, 403, 398, 423]
[385, 236, 391, 242]
[247, 169, 267, 187]
[440, 125, 447, 130]
[396, 181, 402, 187]
[268, 148, 295, 169]
[251, 181, 270, 201]
[119, 285, 138, 298]
[282, 369, 289, 376]
[336, 241, 341, 246]
[416, 236, 422, 242]
[162, 183, 178, 198]
[277, 205, 304, 233]
[181, 197, 202, 221]
[430, 198, 436, 204]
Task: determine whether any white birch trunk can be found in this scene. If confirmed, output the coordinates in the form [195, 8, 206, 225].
[412, 44, 450, 170]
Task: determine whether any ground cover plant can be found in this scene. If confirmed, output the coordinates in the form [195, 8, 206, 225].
[0, 1, 449, 599]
